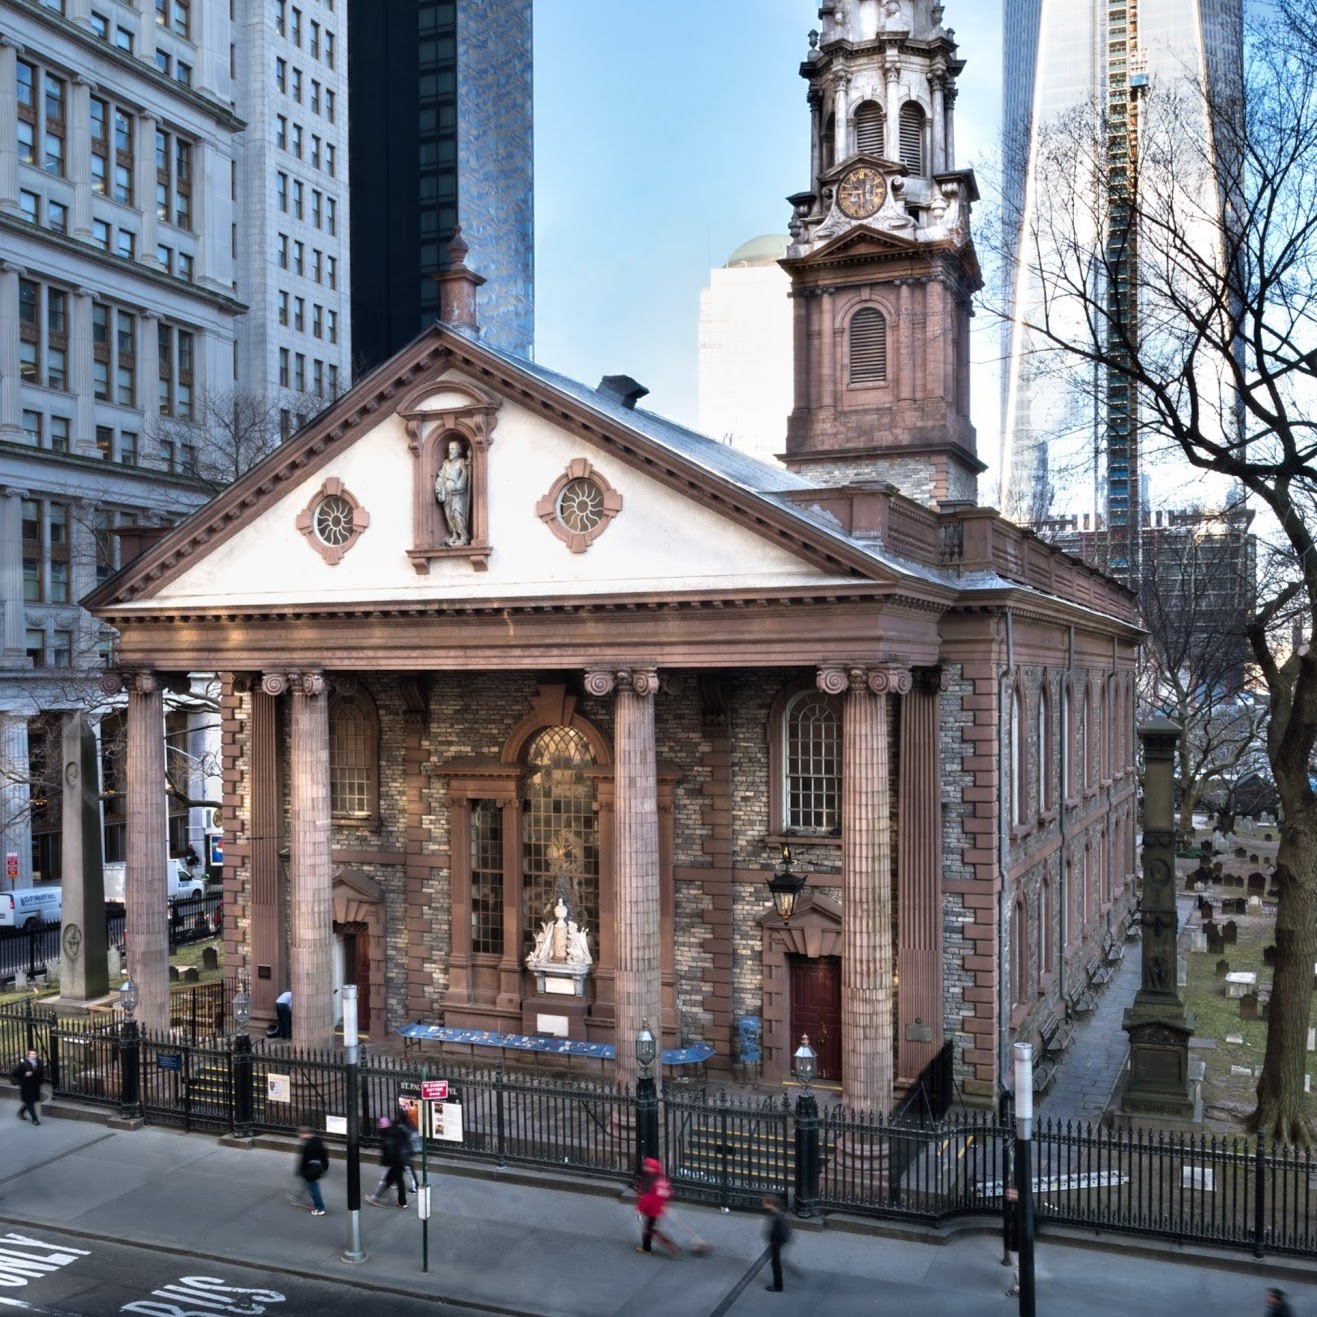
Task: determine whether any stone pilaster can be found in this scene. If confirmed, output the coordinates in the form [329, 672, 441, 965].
[898, 666, 944, 1080]
[819, 662, 910, 1115]
[588, 667, 661, 1093]
[111, 671, 170, 1032]
[0, 39, 19, 215]
[265, 671, 334, 1049]
[60, 711, 108, 1003]
[0, 264, 23, 438]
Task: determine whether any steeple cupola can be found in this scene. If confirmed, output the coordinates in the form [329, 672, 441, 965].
[781, 0, 983, 509]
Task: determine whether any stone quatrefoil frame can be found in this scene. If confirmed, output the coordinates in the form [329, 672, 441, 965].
[536, 458, 623, 553]
[296, 477, 370, 565]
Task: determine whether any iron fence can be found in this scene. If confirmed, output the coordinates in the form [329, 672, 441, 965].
[1, 998, 1314, 1261]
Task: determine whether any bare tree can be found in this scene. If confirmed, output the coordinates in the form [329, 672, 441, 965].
[149, 386, 288, 495]
[989, 6, 1317, 1141]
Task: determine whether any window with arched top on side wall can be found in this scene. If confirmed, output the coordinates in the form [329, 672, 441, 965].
[848, 306, 887, 385]
[1037, 685, 1052, 813]
[329, 686, 379, 822]
[1011, 898, 1028, 1008]
[1099, 683, 1109, 779]
[899, 102, 925, 174]
[1011, 684, 1028, 828]
[1061, 683, 1074, 802]
[782, 688, 843, 835]
[1063, 855, 1074, 948]
[854, 100, 885, 156]
[822, 112, 836, 172]
[1040, 873, 1054, 977]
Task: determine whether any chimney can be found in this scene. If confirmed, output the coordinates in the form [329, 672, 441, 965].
[596, 375, 649, 411]
[435, 227, 486, 331]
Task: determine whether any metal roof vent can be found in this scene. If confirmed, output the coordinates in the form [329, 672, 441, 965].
[597, 375, 649, 410]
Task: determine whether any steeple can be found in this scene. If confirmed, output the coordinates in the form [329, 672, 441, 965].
[781, 0, 983, 508]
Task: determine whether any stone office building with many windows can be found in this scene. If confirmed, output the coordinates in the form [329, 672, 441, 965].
[0, 0, 352, 884]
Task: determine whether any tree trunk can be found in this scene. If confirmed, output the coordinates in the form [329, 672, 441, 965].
[1249, 798, 1317, 1146]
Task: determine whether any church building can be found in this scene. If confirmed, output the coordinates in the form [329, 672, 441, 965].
[87, 0, 1139, 1110]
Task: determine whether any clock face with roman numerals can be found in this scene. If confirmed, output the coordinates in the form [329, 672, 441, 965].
[837, 165, 887, 220]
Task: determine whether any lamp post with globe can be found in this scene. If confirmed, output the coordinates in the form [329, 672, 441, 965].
[793, 1035, 820, 1216]
[634, 1020, 659, 1174]
[118, 978, 142, 1122]
[231, 982, 254, 1140]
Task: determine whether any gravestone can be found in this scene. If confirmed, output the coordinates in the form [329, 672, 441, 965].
[1248, 895, 1264, 913]
[1235, 846, 1248, 859]
[1226, 1032, 1244, 1045]
[1249, 853, 1259, 864]
[1248, 873, 1266, 894]
[1240, 993, 1259, 1021]
[1191, 929, 1208, 953]
[1309, 1026, 1316, 1054]
[169, 965, 180, 982]
[1207, 930, 1225, 956]
[202, 946, 219, 972]
[183, 966, 200, 983]
[1264, 945, 1278, 966]
[1212, 861, 1224, 878]
[1223, 921, 1238, 945]
[1215, 959, 1231, 977]
[1177, 955, 1188, 988]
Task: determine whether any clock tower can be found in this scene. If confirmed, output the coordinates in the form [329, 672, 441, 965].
[782, 0, 983, 508]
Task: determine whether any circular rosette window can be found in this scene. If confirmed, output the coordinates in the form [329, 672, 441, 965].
[296, 478, 370, 564]
[535, 460, 623, 553]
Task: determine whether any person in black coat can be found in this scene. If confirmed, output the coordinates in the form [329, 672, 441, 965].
[12, 1049, 44, 1126]
[367, 1117, 409, 1208]
[294, 1126, 329, 1215]
[762, 1193, 790, 1292]
[1267, 1288, 1295, 1317]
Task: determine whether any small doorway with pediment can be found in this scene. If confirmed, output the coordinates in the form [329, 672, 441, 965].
[789, 955, 842, 1081]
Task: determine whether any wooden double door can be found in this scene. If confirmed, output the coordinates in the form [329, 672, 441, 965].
[789, 955, 842, 1081]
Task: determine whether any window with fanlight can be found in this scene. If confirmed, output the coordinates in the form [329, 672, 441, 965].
[783, 689, 843, 834]
[329, 687, 378, 821]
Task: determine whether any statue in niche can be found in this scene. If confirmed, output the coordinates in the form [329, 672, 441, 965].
[528, 870, 592, 969]
[433, 437, 471, 546]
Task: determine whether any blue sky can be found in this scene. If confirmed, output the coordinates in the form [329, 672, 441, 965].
[533, 1, 1005, 474]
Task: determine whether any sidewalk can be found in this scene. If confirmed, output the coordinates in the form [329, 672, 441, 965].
[0, 1114, 1314, 1316]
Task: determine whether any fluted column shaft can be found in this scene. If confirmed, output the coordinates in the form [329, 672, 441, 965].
[0, 714, 32, 888]
[124, 672, 169, 1031]
[822, 664, 909, 1114]
[276, 671, 334, 1049]
[590, 668, 661, 1093]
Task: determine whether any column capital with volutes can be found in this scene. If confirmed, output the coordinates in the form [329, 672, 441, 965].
[101, 669, 157, 696]
[584, 667, 659, 698]
[816, 664, 911, 696]
[261, 670, 326, 697]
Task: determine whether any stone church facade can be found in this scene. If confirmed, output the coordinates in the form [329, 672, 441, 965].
[87, 2, 1139, 1110]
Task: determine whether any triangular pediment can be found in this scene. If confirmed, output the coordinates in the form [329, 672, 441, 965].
[86, 326, 922, 623]
[787, 224, 924, 265]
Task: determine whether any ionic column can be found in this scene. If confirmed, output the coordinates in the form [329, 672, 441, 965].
[69, 78, 92, 240]
[819, 662, 910, 1115]
[136, 117, 160, 268]
[588, 667, 661, 1093]
[111, 670, 170, 1033]
[70, 289, 95, 456]
[0, 714, 32, 889]
[832, 74, 849, 164]
[929, 70, 946, 174]
[267, 670, 334, 1049]
[897, 667, 945, 1080]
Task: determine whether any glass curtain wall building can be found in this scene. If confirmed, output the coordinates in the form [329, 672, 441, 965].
[1000, 0, 1244, 558]
[347, 0, 533, 371]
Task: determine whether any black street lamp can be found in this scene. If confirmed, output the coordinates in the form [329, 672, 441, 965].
[634, 1020, 659, 1174]
[767, 846, 807, 923]
[792, 1035, 820, 1217]
[231, 982, 254, 1140]
[119, 978, 141, 1122]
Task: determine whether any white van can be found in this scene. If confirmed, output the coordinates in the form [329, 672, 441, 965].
[103, 858, 206, 906]
[0, 887, 62, 929]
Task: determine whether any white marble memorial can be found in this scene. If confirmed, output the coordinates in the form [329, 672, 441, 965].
[1225, 971, 1257, 1000]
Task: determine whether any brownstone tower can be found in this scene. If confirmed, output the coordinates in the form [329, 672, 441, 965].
[782, 0, 983, 508]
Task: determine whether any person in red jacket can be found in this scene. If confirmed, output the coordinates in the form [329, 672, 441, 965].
[635, 1156, 680, 1256]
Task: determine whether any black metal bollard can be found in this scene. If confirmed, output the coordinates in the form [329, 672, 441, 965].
[232, 1032, 254, 1138]
[793, 1087, 820, 1217]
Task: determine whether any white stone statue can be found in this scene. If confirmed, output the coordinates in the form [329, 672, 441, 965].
[528, 897, 592, 968]
[433, 438, 471, 546]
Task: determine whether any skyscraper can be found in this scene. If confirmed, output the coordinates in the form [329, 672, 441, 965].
[0, 0, 352, 885]
[347, 0, 533, 371]
[1000, 0, 1244, 557]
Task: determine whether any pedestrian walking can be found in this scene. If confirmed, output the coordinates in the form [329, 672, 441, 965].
[366, 1117, 409, 1208]
[293, 1126, 329, 1216]
[11, 1049, 43, 1126]
[395, 1101, 421, 1193]
[634, 1156, 679, 1257]
[1003, 1185, 1021, 1297]
[762, 1193, 790, 1292]
[1267, 1288, 1295, 1317]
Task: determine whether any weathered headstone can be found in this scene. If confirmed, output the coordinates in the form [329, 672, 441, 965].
[1191, 929, 1208, 953]
[1248, 873, 1266, 894]
[1240, 993, 1259, 1021]
[1177, 955, 1188, 988]
[1215, 959, 1231, 977]
[169, 965, 180, 982]
[1235, 846, 1248, 859]
[1223, 920, 1238, 944]
[1226, 1032, 1244, 1045]
[1308, 1026, 1316, 1053]
[202, 945, 219, 972]
[1264, 944, 1278, 966]
[183, 966, 200, 984]
[1248, 895, 1264, 913]
[1207, 931, 1225, 956]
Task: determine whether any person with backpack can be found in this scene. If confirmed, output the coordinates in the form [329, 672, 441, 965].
[367, 1117, 409, 1208]
[635, 1156, 679, 1256]
[293, 1126, 329, 1216]
[395, 1100, 421, 1193]
[12, 1049, 44, 1126]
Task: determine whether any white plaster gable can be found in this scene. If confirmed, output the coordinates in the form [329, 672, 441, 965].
[136, 371, 856, 609]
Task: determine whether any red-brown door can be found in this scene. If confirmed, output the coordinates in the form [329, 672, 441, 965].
[789, 955, 842, 1080]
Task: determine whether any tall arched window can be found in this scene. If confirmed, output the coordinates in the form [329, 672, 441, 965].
[784, 690, 842, 833]
[1040, 873, 1053, 974]
[1011, 898, 1028, 1007]
[329, 688, 378, 820]
[1099, 683, 1109, 780]
[854, 100, 885, 156]
[1061, 684, 1074, 801]
[1037, 686, 1052, 813]
[822, 112, 836, 171]
[899, 103, 925, 174]
[522, 726, 600, 953]
[848, 307, 887, 384]
[1011, 685, 1028, 827]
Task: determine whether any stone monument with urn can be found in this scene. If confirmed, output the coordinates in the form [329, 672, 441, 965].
[523, 871, 594, 1040]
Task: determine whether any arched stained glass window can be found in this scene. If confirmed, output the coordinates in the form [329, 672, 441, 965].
[523, 726, 599, 954]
